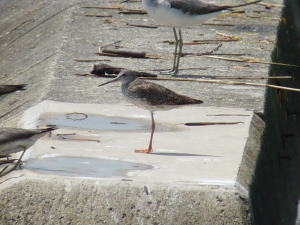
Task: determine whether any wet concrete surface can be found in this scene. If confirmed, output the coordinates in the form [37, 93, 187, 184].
[24, 156, 153, 178]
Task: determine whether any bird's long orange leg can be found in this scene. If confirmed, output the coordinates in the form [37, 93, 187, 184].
[135, 112, 155, 154]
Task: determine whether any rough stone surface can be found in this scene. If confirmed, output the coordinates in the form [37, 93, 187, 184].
[0, 178, 250, 225]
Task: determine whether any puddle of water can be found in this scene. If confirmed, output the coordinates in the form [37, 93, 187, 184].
[23, 156, 153, 177]
[42, 113, 172, 132]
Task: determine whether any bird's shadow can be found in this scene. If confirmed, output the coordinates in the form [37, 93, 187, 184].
[150, 152, 221, 157]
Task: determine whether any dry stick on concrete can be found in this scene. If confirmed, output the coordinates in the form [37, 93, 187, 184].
[153, 67, 210, 72]
[101, 49, 146, 58]
[73, 59, 111, 62]
[201, 55, 300, 68]
[231, 0, 262, 7]
[58, 137, 100, 142]
[185, 122, 243, 126]
[126, 23, 158, 29]
[82, 6, 122, 10]
[142, 77, 300, 93]
[202, 23, 235, 26]
[209, 76, 291, 80]
[95, 51, 160, 59]
[119, 9, 147, 15]
[0, 166, 9, 175]
[85, 14, 113, 18]
[189, 39, 239, 44]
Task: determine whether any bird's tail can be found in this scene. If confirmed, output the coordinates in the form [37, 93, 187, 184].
[38, 126, 58, 134]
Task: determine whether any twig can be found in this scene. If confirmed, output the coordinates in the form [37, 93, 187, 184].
[189, 39, 239, 44]
[231, 0, 262, 8]
[153, 67, 210, 71]
[73, 59, 111, 62]
[202, 23, 234, 26]
[119, 10, 147, 14]
[204, 76, 291, 80]
[85, 14, 113, 17]
[58, 137, 100, 142]
[126, 23, 158, 29]
[82, 6, 122, 9]
[101, 49, 146, 58]
[0, 166, 8, 175]
[142, 77, 300, 93]
[201, 55, 300, 68]
[185, 122, 243, 126]
[207, 114, 250, 116]
[56, 133, 76, 136]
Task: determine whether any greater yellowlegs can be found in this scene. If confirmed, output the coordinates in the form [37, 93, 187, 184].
[99, 70, 203, 153]
[141, 0, 261, 75]
[0, 127, 57, 176]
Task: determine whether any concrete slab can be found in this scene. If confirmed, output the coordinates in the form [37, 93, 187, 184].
[14, 100, 252, 186]
[0, 100, 253, 224]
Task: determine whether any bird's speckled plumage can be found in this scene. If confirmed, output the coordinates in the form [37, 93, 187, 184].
[123, 76, 203, 112]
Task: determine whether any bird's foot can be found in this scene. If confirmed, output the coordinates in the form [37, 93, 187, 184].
[135, 149, 152, 154]
[159, 68, 179, 76]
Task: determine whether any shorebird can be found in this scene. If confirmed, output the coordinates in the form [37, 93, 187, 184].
[0, 84, 27, 95]
[0, 127, 57, 176]
[140, 0, 261, 75]
[99, 70, 203, 153]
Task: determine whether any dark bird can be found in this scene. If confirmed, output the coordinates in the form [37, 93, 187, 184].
[0, 84, 27, 95]
[99, 70, 203, 153]
[0, 127, 57, 176]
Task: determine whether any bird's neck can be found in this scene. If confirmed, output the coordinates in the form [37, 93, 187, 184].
[143, 0, 158, 7]
[121, 79, 135, 95]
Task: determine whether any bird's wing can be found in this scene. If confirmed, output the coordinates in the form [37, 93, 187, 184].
[167, 0, 230, 15]
[0, 128, 54, 145]
[128, 80, 201, 106]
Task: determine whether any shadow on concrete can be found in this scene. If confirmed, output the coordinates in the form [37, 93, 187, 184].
[151, 152, 221, 157]
[249, 1, 300, 224]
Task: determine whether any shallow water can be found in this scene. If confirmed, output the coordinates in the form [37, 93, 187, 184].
[23, 156, 153, 177]
[43, 113, 171, 132]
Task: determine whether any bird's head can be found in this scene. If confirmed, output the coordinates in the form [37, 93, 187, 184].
[98, 70, 138, 87]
